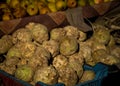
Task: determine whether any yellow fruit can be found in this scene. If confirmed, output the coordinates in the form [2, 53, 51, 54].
[94, 0, 104, 4]
[9, 0, 20, 8]
[67, 0, 77, 8]
[20, 0, 30, 9]
[27, 3, 38, 16]
[55, 0, 67, 11]
[6, 0, 11, 4]
[47, 2, 57, 12]
[39, 7, 51, 14]
[46, 0, 56, 3]
[37, 1, 47, 10]
[88, 0, 95, 6]
[2, 12, 14, 21]
[78, 0, 86, 6]
[104, 0, 111, 2]
[13, 6, 26, 18]
[0, 3, 8, 9]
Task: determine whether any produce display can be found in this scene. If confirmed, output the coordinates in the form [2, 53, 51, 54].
[0, 0, 113, 21]
[0, 22, 120, 86]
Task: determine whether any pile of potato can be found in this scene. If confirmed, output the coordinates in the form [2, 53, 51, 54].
[0, 22, 119, 86]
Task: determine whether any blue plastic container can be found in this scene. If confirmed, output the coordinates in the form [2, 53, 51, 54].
[76, 62, 108, 86]
[35, 82, 65, 86]
[0, 70, 32, 86]
[36, 62, 108, 86]
[0, 62, 108, 86]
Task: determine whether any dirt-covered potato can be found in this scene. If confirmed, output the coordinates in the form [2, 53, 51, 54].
[92, 49, 118, 65]
[64, 26, 79, 39]
[79, 42, 94, 65]
[5, 56, 19, 67]
[0, 62, 16, 75]
[58, 65, 78, 86]
[18, 42, 36, 58]
[17, 58, 29, 67]
[42, 40, 60, 57]
[92, 49, 108, 63]
[110, 46, 120, 58]
[53, 54, 68, 70]
[107, 36, 116, 48]
[81, 38, 94, 48]
[28, 54, 49, 70]
[34, 45, 51, 60]
[60, 36, 78, 56]
[25, 22, 36, 30]
[15, 65, 34, 82]
[0, 35, 13, 54]
[110, 46, 120, 63]
[6, 45, 22, 59]
[79, 70, 95, 83]
[12, 28, 32, 44]
[50, 28, 66, 41]
[3, 66, 16, 75]
[33, 65, 59, 85]
[78, 30, 87, 42]
[100, 54, 119, 65]
[92, 24, 110, 45]
[0, 63, 5, 70]
[26, 22, 49, 44]
[68, 53, 84, 78]
[91, 41, 107, 52]
[67, 53, 84, 64]
[27, 46, 50, 69]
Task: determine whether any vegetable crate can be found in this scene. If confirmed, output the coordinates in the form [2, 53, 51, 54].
[36, 62, 108, 86]
[77, 62, 108, 86]
[0, 69, 32, 86]
[0, 62, 108, 86]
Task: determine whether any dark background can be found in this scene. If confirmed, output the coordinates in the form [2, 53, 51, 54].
[102, 65, 120, 86]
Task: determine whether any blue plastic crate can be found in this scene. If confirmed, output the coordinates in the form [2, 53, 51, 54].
[0, 70, 32, 86]
[36, 62, 108, 86]
[0, 62, 108, 86]
[76, 62, 108, 86]
[35, 82, 65, 86]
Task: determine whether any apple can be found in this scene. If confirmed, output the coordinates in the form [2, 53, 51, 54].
[37, 1, 47, 10]
[39, 7, 51, 14]
[88, 0, 95, 6]
[47, 2, 57, 12]
[40, 0, 47, 4]
[6, 0, 11, 4]
[9, 0, 20, 8]
[27, 3, 38, 16]
[46, 0, 56, 3]
[13, 6, 26, 18]
[67, 0, 77, 8]
[20, 0, 30, 9]
[0, 3, 8, 9]
[55, 0, 67, 11]
[78, 0, 86, 6]
[104, 0, 111, 2]
[94, 0, 104, 4]
[2, 12, 14, 21]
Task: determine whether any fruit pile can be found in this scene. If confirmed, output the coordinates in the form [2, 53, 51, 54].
[0, 22, 119, 86]
[0, 0, 113, 21]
